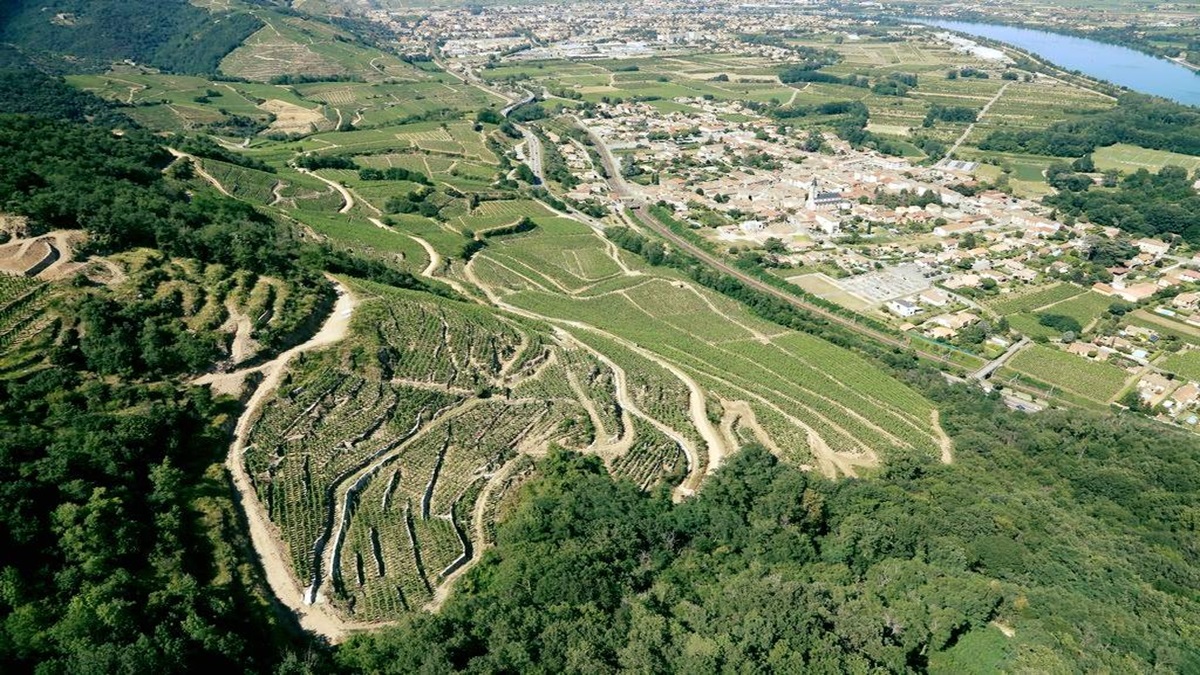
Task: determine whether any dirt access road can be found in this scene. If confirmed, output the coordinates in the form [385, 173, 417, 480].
[298, 167, 355, 214]
[167, 148, 233, 197]
[213, 278, 394, 643]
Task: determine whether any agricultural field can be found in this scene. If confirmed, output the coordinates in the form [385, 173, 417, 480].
[290, 210, 432, 274]
[1003, 343, 1129, 404]
[984, 282, 1084, 315]
[1034, 291, 1114, 331]
[454, 199, 555, 234]
[481, 53, 796, 105]
[66, 70, 340, 136]
[0, 276, 54, 376]
[1005, 313, 1064, 341]
[220, 13, 429, 83]
[1159, 349, 1200, 383]
[962, 75, 1115, 147]
[1127, 309, 1200, 347]
[1093, 143, 1200, 174]
[296, 81, 503, 127]
[786, 273, 871, 311]
[990, 288, 1113, 339]
[198, 159, 281, 206]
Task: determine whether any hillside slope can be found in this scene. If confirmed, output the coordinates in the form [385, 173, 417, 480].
[0, 0, 262, 74]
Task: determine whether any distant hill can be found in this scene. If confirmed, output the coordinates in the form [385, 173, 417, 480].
[0, 0, 263, 74]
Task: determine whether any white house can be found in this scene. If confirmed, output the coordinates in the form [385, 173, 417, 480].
[886, 298, 922, 318]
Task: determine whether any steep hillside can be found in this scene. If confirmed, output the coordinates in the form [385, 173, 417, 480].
[0, 0, 262, 74]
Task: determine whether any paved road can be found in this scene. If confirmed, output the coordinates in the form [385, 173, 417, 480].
[940, 81, 1011, 163]
[944, 372, 1046, 412]
[519, 125, 545, 182]
[501, 93, 535, 117]
[972, 337, 1031, 381]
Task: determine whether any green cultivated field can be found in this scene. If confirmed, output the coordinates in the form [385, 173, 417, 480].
[1005, 344, 1128, 403]
[1035, 291, 1114, 330]
[1093, 143, 1200, 174]
[220, 14, 429, 83]
[1127, 309, 1200, 347]
[985, 282, 1084, 315]
[1159, 349, 1200, 382]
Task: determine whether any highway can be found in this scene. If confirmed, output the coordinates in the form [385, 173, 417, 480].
[520, 126, 545, 183]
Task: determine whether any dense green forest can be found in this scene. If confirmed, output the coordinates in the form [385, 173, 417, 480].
[0, 115, 295, 270]
[0, 371, 305, 671]
[1045, 164, 1200, 243]
[0, 71, 124, 124]
[0, 87, 423, 671]
[0, 0, 261, 74]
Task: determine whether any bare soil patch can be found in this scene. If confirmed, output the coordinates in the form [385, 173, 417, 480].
[260, 99, 331, 135]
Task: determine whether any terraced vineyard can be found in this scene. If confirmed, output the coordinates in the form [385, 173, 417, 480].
[220, 13, 427, 84]
[0, 275, 54, 374]
[199, 159, 280, 206]
[241, 282, 624, 619]
[465, 216, 948, 480]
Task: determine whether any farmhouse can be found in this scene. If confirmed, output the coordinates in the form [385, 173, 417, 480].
[1093, 281, 1158, 303]
[1173, 291, 1200, 310]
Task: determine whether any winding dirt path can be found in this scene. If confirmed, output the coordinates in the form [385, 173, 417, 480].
[407, 233, 474, 297]
[932, 410, 954, 464]
[425, 454, 523, 612]
[407, 233, 443, 278]
[464, 256, 720, 500]
[167, 148, 232, 197]
[269, 181, 286, 207]
[719, 399, 781, 457]
[656, 342, 875, 479]
[561, 338, 636, 460]
[565, 368, 617, 454]
[299, 167, 355, 213]
[214, 277, 363, 643]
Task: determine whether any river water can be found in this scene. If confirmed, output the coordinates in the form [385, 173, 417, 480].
[923, 19, 1200, 106]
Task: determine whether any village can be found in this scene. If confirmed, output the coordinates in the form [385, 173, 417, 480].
[546, 95, 1200, 425]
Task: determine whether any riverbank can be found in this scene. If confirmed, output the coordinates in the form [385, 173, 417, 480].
[920, 19, 1200, 106]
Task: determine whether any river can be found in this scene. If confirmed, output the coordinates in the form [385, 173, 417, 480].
[923, 19, 1200, 106]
